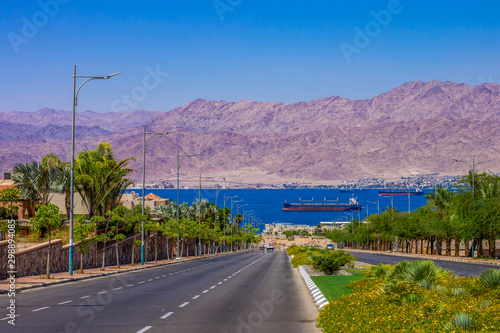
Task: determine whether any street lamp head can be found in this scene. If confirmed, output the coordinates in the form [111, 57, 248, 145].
[105, 72, 122, 79]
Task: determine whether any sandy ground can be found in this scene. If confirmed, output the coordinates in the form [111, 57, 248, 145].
[264, 235, 331, 248]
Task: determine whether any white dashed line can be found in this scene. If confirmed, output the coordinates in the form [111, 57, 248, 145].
[147, 279, 153, 282]
[192, 295, 200, 299]
[1, 315, 19, 321]
[113, 287, 123, 291]
[32, 306, 49, 312]
[80, 295, 91, 299]
[155, 277, 160, 279]
[161, 311, 174, 319]
[136, 326, 152, 333]
[179, 302, 190, 308]
[210, 286, 216, 289]
[57, 300, 72, 305]
[169, 273, 173, 275]
[161, 275, 166, 278]
[218, 282, 222, 285]
[97, 291, 108, 295]
[138, 281, 145, 284]
[223, 279, 227, 281]
[202, 290, 209, 293]
[126, 284, 134, 287]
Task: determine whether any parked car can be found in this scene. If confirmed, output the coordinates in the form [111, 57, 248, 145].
[326, 243, 334, 250]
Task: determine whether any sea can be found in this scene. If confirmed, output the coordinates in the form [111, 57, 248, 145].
[126, 188, 431, 231]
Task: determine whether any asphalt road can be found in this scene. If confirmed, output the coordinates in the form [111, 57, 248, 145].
[0, 250, 319, 333]
[348, 250, 500, 277]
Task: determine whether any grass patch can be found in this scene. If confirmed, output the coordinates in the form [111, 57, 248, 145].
[311, 269, 365, 300]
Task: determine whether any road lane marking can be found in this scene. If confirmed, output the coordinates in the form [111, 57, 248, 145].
[210, 286, 216, 289]
[192, 295, 200, 299]
[169, 273, 173, 275]
[57, 300, 72, 305]
[202, 290, 209, 293]
[161, 312, 174, 319]
[223, 279, 227, 281]
[113, 287, 123, 291]
[147, 279, 153, 282]
[1, 315, 19, 320]
[97, 291, 108, 295]
[179, 302, 189, 307]
[218, 282, 222, 285]
[126, 284, 134, 287]
[138, 281, 145, 284]
[136, 326, 152, 333]
[161, 275, 166, 277]
[32, 307, 49, 312]
[155, 277, 160, 279]
[80, 295, 91, 299]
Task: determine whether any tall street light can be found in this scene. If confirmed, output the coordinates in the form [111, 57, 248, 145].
[199, 174, 214, 256]
[223, 195, 237, 253]
[453, 156, 475, 257]
[142, 126, 175, 265]
[69, 66, 121, 276]
[230, 199, 243, 252]
[235, 203, 247, 251]
[213, 184, 225, 254]
[176, 150, 200, 259]
[367, 201, 380, 251]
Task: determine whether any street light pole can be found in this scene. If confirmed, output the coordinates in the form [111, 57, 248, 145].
[213, 184, 225, 254]
[142, 126, 175, 265]
[176, 150, 200, 259]
[70, 66, 121, 276]
[223, 195, 237, 253]
[453, 156, 475, 257]
[236, 203, 247, 251]
[230, 199, 242, 252]
[199, 174, 214, 256]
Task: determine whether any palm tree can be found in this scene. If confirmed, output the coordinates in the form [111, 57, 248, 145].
[425, 186, 457, 256]
[75, 143, 135, 218]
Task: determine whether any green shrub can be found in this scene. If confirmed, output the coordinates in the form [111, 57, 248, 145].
[311, 250, 356, 275]
[480, 269, 500, 289]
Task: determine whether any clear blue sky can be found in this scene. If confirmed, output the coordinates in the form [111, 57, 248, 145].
[1, 0, 500, 113]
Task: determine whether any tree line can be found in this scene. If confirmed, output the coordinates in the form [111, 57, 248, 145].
[326, 172, 500, 258]
[1, 142, 261, 277]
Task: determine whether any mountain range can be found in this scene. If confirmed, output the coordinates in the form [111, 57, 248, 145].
[2, 80, 499, 185]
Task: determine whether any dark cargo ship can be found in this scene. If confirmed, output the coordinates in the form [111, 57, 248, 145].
[378, 189, 423, 196]
[282, 197, 362, 211]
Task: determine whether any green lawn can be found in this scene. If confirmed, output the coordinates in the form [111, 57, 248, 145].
[310, 269, 365, 300]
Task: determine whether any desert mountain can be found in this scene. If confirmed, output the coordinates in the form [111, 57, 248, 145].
[1, 80, 499, 184]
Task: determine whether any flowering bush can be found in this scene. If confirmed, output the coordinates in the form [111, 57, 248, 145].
[317, 261, 500, 332]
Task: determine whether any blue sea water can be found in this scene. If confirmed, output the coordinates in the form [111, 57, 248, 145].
[126, 188, 431, 231]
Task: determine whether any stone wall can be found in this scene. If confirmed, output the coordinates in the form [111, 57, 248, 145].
[0, 235, 199, 279]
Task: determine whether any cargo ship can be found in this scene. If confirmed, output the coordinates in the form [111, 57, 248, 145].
[378, 189, 423, 196]
[282, 197, 362, 211]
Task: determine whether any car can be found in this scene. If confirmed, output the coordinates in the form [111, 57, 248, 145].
[326, 243, 334, 250]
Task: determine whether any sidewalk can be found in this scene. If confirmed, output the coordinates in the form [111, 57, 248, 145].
[0, 251, 246, 294]
[346, 248, 500, 266]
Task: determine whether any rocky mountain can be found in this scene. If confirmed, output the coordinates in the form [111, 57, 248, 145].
[1, 80, 499, 184]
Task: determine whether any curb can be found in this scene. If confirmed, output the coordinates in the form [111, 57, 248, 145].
[347, 249, 500, 266]
[0, 250, 253, 294]
[298, 266, 329, 310]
